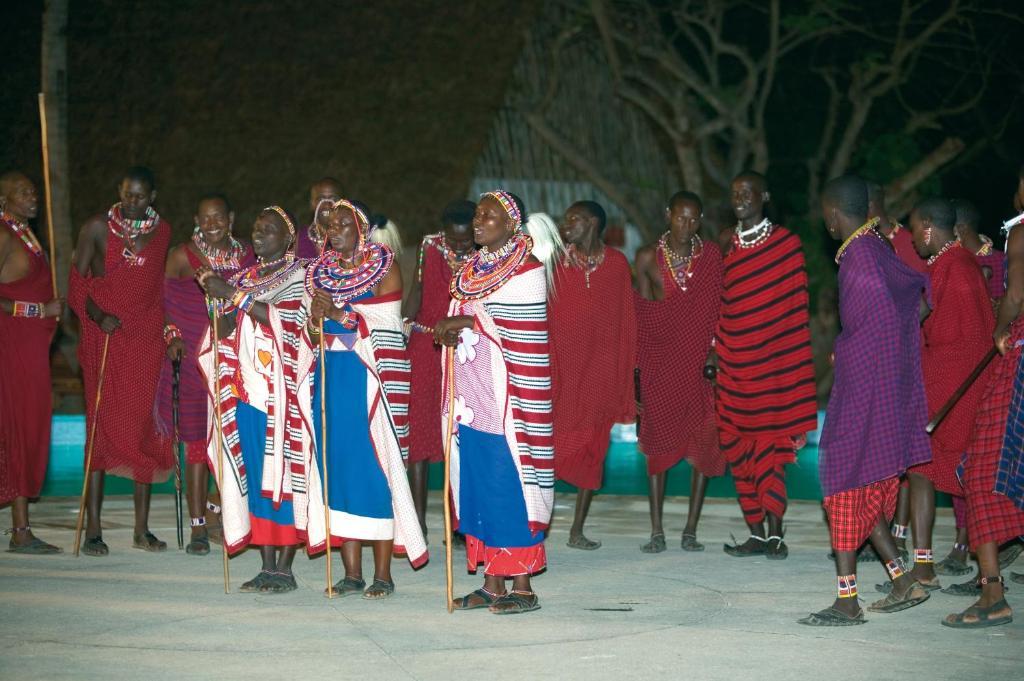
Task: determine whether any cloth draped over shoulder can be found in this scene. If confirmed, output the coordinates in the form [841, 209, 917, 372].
[887, 224, 929, 274]
[301, 289, 427, 566]
[68, 219, 172, 483]
[197, 264, 314, 554]
[444, 261, 555, 535]
[915, 246, 995, 494]
[818, 233, 931, 496]
[549, 248, 636, 489]
[715, 226, 817, 443]
[0, 224, 57, 503]
[635, 242, 724, 477]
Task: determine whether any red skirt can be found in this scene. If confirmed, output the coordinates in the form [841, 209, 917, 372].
[465, 534, 546, 577]
[823, 478, 899, 552]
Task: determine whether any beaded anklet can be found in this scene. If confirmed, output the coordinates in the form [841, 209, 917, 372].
[885, 557, 906, 580]
[890, 523, 908, 539]
[953, 542, 968, 552]
[913, 548, 933, 564]
[12, 301, 43, 318]
[190, 517, 207, 527]
[837, 575, 858, 599]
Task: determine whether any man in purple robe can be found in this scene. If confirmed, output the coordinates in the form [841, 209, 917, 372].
[799, 175, 932, 626]
[295, 177, 342, 259]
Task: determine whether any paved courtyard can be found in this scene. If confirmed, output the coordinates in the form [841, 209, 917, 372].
[1, 493, 1020, 680]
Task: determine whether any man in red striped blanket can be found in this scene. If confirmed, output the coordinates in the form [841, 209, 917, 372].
[715, 171, 817, 560]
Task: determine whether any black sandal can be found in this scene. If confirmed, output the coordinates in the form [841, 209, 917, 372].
[262, 571, 297, 593]
[941, 578, 982, 597]
[723, 534, 766, 557]
[240, 570, 274, 592]
[186, 533, 210, 556]
[765, 535, 788, 560]
[797, 607, 866, 626]
[363, 578, 395, 600]
[680, 532, 705, 552]
[7, 529, 62, 554]
[132, 531, 167, 552]
[943, 598, 1013, 629]
[326, 576, 366, 597]
[82, 535, 109, 557]
[641, 532, 666, 554]
[868, 581, 930, 613]
[489, 590, 540, 615]
[453, 588, 503, 610]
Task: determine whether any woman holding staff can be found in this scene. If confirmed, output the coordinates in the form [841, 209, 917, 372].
[302, 199, 426, 600]
[196, 206, 312, 593]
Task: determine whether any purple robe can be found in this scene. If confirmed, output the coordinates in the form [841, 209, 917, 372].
[295, 224, 321, 260]
[818, 232, 931, 496]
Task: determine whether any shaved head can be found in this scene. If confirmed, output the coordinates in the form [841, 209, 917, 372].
[913, 197, 956, 231]
[0, 170, 29, 196]
[822, 175, 869, 222]
[733, 170, 767, 193]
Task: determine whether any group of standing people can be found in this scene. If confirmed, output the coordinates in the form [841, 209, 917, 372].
[0, 163, 1021, 626]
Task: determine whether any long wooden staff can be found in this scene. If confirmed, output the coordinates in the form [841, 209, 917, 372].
[171, 358, 184, 550]
[926, 346, 999, 434]
[210, 300, 230, 593]
[37, 93, 58, 297]
[73, 334, 110, 556]
[320, 319, 333, 599]
[442, 345, 456, 613]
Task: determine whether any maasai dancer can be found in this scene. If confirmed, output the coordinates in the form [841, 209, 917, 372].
[954, 198, 1005, 300]
[799, 175, 932, 626]
[634, 191, 723, 553]
[867, 182, 922, 558]
[157, 193, 254, 554]
[296, 177, 343, 259]
[549, 200, 635, 551]
[403, 200, 475, 539]
[68, 166, 173, 556]
[302, 199, 426, 599]
[196, 206, 311, 593]
[898, 198, 995, 591]
[435, 191, 555, 614]
[716, 171, 817, 559]
[0, 172, 61, 553]
[944, 170, 1024, 628]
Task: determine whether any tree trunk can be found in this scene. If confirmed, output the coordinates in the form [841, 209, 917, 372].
[41, 0, 72, 299]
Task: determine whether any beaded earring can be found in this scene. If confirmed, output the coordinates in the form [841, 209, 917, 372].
[924, 227, 932, 245]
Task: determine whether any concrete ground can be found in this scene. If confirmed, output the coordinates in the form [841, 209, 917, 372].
[1, 493, 1021, 681]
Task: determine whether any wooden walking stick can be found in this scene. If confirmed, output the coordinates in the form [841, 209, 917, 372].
[171, 358, 185, 550]
[926, 346, 999, 434]
[210, 300, 230, 593]
[442, 345, 456, 613]
[320, 319, 333, 598]
[37, 93, 58, 297]
[73, 334, 110, 556]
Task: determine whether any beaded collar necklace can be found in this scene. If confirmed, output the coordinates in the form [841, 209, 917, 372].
[658, 232, 702, 292]
[927, 239, 959, 266]
[834, 217, 881, 265]
[564, 242, 605, 288]
[435, 235, 474, 274]
[229, 253, 300, 297]
[974, 234, 993, 256]
[1, 212, 43, 259]
[108, 203, 159, 240]
[192, 227, 246, 271]
[451, 233, 533, 301]
[305, 242, 394, 306]
[733, 217, 772, 249]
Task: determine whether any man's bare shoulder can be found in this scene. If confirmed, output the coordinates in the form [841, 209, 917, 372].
[79, 214, 108, 239]
[634, 243, 658, 267]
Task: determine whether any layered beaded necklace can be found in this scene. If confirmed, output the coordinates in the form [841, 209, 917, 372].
[733, 217, 772, 249]
[305, 242, 394, 306]
[658, 232, 702, 292]
[974, 234, 993, 256]
[229, 253, 300, 297]
[564, 242, 605, 288]
[451, 233, 533, 301]
[435, 235, 474, 275]
[108, 203, 159, 240]
[834, 217, 881, 265]
[192, 227, 246, 271]
[1, 212, 44, 259]
[927, 238, 959, 266]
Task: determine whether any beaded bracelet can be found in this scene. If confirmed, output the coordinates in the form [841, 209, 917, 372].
[163, 323, 182, 345]
[231, 290, 256, 314]
[12, 301, 43, 318]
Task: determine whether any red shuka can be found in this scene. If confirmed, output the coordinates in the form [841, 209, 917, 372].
[715, 227, 817, 443]
[549, 248, 636, 490]
[635, 243, 724, 477]
[407, 237, 455, 464]
[0, 228, 57, 504]
[912, 246, 994, 494]
[888, 224, 928, 274]
[68, 221, 173, 483]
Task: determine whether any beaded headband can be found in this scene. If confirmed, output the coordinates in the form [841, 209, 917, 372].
[262, 205, 295, 237]
[481, 190, 522, 233]
[330, 199, 370, 235]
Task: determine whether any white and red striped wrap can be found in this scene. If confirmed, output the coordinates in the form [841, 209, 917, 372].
[299, 291, 427, 567]
[444, 262, 555, 533]
[197, 267, 316, 555]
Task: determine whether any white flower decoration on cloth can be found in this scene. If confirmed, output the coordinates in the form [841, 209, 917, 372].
[456, 327, 480, 364]
[453, 395, 475, 427]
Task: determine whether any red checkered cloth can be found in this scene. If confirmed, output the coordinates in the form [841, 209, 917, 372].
[964, 330, 1024, 549]
[635, 242, 724, 477]
[184, 440, 206, 466]
[550, 249, 636, 489]
[823, 477, 899, 552]
[465, 533, 546, 577]
[912, 247, 994, 494]
[721, 434, 792, 523]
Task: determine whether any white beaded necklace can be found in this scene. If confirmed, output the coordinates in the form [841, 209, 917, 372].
[734, 217, 772, 249]
[1001, 211, 1024, 236]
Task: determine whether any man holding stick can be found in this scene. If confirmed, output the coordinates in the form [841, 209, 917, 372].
[68, 166, 172, 556]
[800, 175, 931, 626]
[0, 171, 62, 553]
